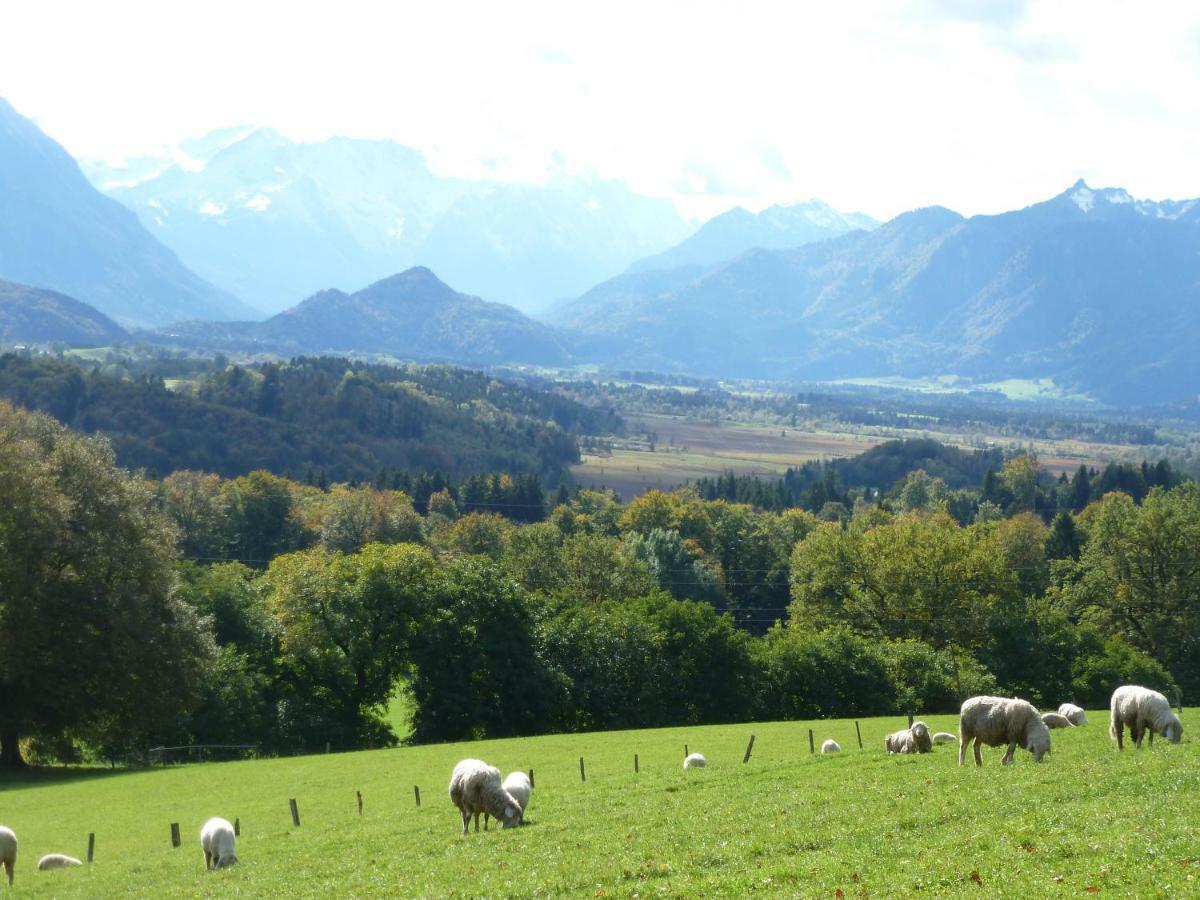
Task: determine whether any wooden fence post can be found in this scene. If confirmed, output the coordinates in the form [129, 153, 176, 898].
[808, 729, 814, 754]
[684, 744, 689, 758]
[634, 753, 639, 773]
[289, 798, 301, 827]
[529, 769, 535, 789]
[356, 791, 363, 815]
[234, 817, 240, 836]
[87, 833, 95, 863]
[742, 734, 756, 763]
[855, 721, 863, 750]
[170, 823, 181, 848]
[579, 757, 586, 782]
[414, 785, 421, 807]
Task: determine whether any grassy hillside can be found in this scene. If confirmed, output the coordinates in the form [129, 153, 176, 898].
[1, 711, 1195, 896]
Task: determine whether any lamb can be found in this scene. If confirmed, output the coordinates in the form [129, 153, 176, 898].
[0, 826, 14, 886]
[1109, 685, 1183, 750]
[683, 752, 707, 769]
[885, 720, 933, 754]
[1058, 702, 1089, 726]
[820, 739, 841, 754]
[958, 696, 1051, 766]
[1041, 712, 1075, 729]
[37, 854, 82, 870]
[449, 759, 523, 835]
[486, 771, 531, 828]
[199, 817, 238, 870]
[932, 732, 958, 745]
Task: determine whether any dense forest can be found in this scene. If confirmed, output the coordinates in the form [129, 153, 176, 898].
[0, 353, 618, 483]
[4, 399, 1195, 768]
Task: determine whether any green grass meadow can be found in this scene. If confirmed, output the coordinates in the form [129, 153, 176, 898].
[0, 711, 1196, 897]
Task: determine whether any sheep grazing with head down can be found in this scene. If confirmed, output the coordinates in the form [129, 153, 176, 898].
[1109, 685, 1183, 750]
[1041, 712, 1075, 729]
[884, 720, 932, 754]
[683, 752, 707, 769]
[200, 817, 238, 870]
[932, 732, 957, 745]
[959, 696, 1050, 766]
[820, 739, 841, 754]
[449, 759, 523, 835]
[1058, 703, 1089, 726]
[0, 825, 15, 886]
[37, 854, 82, 871]
[485, 771, 531, 828]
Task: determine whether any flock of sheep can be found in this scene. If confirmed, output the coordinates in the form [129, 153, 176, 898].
[0, 685, 1183, 882]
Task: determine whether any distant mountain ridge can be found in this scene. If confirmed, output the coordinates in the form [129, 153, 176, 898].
[549, 182, 1200, 404]
[160, 266, 572, 365]
[0, 280, 129, 345]
[85, 128, 693, 314]
[0, 97, 254, 328]
[626, 200, 878, 274]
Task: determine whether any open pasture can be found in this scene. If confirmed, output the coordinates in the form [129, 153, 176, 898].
[572, 413, 1138, 499]
[0, 711, 1196, 897]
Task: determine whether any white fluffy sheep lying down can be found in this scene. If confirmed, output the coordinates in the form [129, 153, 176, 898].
[0, 825, 15, 886]
[959, 696, 1050, 766]
[1058, 702, 1089, 726]
[821, 739, 841, 754]
[932, 732, 957, 745]
[37, 853, 82, 870]
[885, 721, 932, 754]
[1110, 685, 1183, 750]
[200, 817, 238, 870]
[1041, 712, 1075, 729]
[683, 752, 707, 769]
[449, 759, 523, 835]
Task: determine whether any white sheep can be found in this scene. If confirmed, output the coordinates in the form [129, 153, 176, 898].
[1109, 685, 1183, 750]
[493, 771, 532, 827]
[958, 696, 1051, 766]
[1058, 702, 1089, 726]
[932, 732, 958, 745]
[1041, 712, 1075, 729]
[0, 826, 15, 886]
[820, 739, 841, 754]
[449, 759, 523, 835]
[683, 752, 707, 769]
[200, 817, 238, 870]
[37, 854, 82, 870]
[884, 720, 933, 754]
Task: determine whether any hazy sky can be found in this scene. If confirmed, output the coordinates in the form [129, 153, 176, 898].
[3, 0, 1199, 221]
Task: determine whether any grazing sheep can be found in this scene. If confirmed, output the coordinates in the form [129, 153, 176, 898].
[958, 696, 1051, 766]
[0, 826, 15, 886]
[37, 854, 82, 870]
[820, 739, 841, 754]
[1041, 712, 1075, 729]
[932, 732, 958, 745]
[199, 817, 238, 870]
[449, 759, 523, 835]
[489, 771, 532, 827]
[1109, 685, 1183, 750]
[683, 752, 707, 769]
[885, 720, 933, 754]
[1058, 702, 1089, 726]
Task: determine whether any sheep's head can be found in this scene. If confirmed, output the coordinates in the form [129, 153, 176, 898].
[1027, 720, 1052, 761]
[1162, 719, 1183, 743]
[910, 721, 933, 752]
[499, 804, 522, 829]
[214, 853, 238, 870]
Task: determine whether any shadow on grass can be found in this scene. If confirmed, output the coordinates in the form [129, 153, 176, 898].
[0, 764, 142, 792]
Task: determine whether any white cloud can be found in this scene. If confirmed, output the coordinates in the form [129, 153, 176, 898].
[2, 0, 1200, 221]
[198, 201, 225, 217]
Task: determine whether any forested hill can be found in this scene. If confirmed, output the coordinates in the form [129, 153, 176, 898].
[0, 354, 618, 482]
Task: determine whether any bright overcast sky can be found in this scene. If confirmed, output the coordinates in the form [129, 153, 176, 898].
[3, 0, 1200, 221]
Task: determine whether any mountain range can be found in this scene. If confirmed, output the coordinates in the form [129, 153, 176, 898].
[548, 180, 1200, 404]
[159, 266, 571, 366]
[0, 98, 252, 328]
[84, 128, 694, 315]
